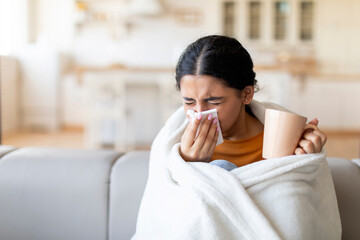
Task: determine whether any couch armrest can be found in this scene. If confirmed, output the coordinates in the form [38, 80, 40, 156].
[327, 157, 360, 240]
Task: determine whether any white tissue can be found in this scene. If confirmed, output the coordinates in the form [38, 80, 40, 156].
[186, 109, 224, 146]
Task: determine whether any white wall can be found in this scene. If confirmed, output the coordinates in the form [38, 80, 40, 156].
[35, 0, 75, 52]
[0, 0, 28, 55]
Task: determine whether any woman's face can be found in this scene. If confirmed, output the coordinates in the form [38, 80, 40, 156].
[180, 75, 246, 136]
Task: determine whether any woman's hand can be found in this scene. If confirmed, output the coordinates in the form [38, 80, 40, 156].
[180, 114, 219, 162]
[295, 118, 327, 155]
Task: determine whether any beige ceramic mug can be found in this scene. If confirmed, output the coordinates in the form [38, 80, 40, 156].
[262, 109, 318, 159]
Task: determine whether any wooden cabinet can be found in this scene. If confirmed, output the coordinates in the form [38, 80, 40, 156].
[255, 71, 360, 130]
[81, 68, 181, 150]
[288, 77, 360, 130]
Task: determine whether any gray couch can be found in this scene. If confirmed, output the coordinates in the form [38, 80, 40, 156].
[0, 145, 359, 240]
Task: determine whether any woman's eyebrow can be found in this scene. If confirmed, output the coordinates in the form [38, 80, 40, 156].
[204, 97, 224, 101]
[182, 96, 224, 101]
[183, 97, 194, 101]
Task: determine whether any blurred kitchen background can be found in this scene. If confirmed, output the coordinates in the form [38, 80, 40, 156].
[0, 0, 359, 158]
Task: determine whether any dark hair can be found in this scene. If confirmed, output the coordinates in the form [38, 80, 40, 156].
[175, 35, 258, 92]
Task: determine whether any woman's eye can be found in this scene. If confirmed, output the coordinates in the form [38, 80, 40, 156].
[209, 102, 221, 105]
[185, 102, 194, 105]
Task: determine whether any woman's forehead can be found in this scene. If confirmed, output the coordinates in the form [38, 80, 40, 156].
[180, 75, 235, 97]
[180, 75, 225, 88]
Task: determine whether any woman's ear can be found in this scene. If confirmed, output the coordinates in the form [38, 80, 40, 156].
[243, 86, 254, 104]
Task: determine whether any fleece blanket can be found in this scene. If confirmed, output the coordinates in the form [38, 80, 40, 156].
[132, 100, 341, 240]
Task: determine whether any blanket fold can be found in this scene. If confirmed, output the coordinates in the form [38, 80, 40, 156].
[132, 100, 341, 240]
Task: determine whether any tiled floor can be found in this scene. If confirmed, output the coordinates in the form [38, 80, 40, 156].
[2, 128, 359, 160]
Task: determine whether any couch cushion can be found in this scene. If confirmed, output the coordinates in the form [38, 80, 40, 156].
[0, 147, 121, 240]
[108, 151, 150, 240]
[327, 157, 360, 240]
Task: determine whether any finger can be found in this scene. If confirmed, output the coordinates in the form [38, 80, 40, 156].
[298, 139, 315, 154]
[202, 117, 218, 153]
[203, 126, 219, 162]
[308, 118, 319, 126]
[294, 147, 306, 155]
[312, 129, 327, 146]
[182, 113, 202, 147]
[193, 114, 213, 149]
[302, 132, 322, 153]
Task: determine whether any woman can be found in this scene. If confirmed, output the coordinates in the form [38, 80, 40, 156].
[132, 35, 340, 240]
[176, 35, 327, 169]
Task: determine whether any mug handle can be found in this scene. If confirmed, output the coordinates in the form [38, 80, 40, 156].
[304, 124, 318, 131]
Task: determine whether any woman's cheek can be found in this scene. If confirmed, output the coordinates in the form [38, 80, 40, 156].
[217, 113, 226, 131]
[183, 104, 191, 113]
[218, 120, 227, 133]
[217, 109, 235, 133]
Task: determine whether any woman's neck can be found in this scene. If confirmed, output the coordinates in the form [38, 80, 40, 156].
[223, 108, 264, 141]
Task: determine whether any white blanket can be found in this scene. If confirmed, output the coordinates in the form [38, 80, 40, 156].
[132, 100, 341, 240]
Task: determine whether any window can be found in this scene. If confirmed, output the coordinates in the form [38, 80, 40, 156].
[223, 1, 235, 37]
[248, 2, 261, 40]
[300, 1, 314, 40]
[0, 0, 27, 55]
[274, 1, 290, 40]
[0, 0, 14, 55]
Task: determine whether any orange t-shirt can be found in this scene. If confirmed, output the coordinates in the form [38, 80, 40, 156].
[211, 131, 264, 167]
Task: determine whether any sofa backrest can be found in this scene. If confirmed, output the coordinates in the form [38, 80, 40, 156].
[0, 147, 121, 240]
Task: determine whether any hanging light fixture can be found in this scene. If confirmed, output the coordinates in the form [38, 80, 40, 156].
[127, 0, 162, 16]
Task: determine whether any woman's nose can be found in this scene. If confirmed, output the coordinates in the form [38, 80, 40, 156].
[195, 104, 208, 113]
